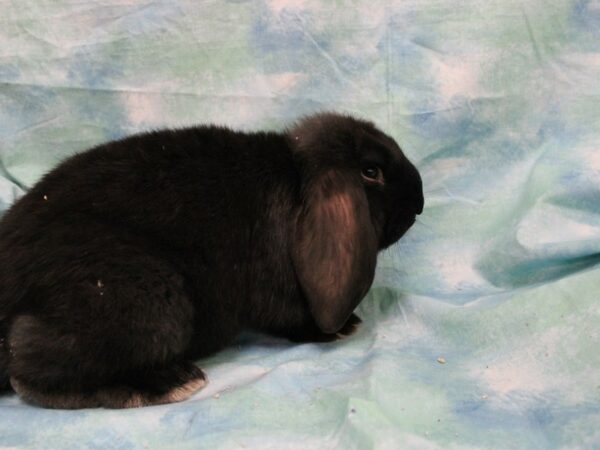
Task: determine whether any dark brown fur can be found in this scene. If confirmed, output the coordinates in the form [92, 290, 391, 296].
[0, 112, 423, 408]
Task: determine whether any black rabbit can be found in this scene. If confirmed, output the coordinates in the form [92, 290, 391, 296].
[0, 112, 423, 409]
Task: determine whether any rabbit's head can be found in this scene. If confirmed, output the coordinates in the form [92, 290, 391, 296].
[288, 113, 424, 333]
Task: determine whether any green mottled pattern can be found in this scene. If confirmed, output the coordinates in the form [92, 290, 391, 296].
[1, 0, 599, 448]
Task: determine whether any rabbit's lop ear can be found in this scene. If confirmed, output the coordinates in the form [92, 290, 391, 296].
[293, 170, 378, 333]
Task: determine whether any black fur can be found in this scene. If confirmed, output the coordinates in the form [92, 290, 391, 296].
[0, 112, 423, 408]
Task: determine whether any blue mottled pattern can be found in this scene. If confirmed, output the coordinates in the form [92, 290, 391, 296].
[1, 1, 600, 448]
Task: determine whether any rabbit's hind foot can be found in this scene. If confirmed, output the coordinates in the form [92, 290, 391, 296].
[10, 361, 207, 409]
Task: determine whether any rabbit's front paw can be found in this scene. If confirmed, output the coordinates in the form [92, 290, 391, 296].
[335, 313, 362, 339]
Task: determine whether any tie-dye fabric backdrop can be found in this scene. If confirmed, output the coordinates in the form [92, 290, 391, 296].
[1, 1, 599, 448]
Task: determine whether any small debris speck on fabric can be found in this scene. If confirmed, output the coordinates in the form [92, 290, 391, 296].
[43, 195, 48, 201]
[96, 280, 105, 296]
[213, 393, 220, 399]
[437, 357, 446, 364]
[481, 394, 489, 400]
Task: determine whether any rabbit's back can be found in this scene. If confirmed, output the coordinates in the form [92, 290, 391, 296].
[2, 127, 295, 241]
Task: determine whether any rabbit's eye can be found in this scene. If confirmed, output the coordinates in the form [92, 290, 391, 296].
[362, 166, 383, 183]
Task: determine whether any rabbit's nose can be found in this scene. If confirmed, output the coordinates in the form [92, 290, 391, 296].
[416, 190, 424, 215]
[413, 171, 424, 214]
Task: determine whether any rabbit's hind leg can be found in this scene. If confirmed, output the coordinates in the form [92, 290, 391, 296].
[6, 250, 204, 409]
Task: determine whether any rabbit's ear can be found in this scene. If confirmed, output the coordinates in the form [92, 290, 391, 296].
[293, 170, 378, 333]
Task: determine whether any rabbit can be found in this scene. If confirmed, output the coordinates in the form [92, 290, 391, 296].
[0, 112, 424, 409]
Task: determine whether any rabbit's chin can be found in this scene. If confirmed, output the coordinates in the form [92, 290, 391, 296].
[380, 215, 416, 249]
